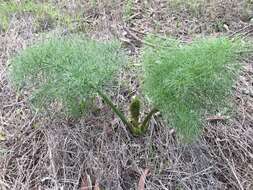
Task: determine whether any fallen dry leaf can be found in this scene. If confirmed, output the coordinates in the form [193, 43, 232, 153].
[94, 179, 100, 190]
[137, 169, 150, 190]
[80, 173, 92, 190]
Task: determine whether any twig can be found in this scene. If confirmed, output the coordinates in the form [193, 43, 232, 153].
[125, 12, 142, 21]
[217, 142, 244, 190]
[122, 26, 158, 48]
[206, 116, 228, 122]
[229, 24, 253, 38]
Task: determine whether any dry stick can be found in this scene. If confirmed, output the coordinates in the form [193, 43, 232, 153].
[122, 26, 191, 50]
[0, 180, 10, 189]
[217, 141, 244, 190]
[125, 12, 142, 21]
[122, 26, 159, 48]
[47, 137, 59, 189]
[206, 115, 228, 122]
[229, 24, 253, 38]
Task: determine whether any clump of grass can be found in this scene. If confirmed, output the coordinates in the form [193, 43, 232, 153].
[123, 0, 134, 20]
[0, 0, 71, 31]
[142, 35, 249, 141]
[9, 35, 125, 117]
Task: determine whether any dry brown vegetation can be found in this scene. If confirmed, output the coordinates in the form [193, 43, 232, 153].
[0, 0, 253, 189]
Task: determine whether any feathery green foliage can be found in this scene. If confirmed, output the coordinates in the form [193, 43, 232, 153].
[9, 34, 157, 137]
[142, 36, 248, 141]
[9, 35, 124, 117]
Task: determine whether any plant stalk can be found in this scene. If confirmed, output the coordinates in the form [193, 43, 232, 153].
[141, 108, 159, 129]
[96, 88, 132, 129]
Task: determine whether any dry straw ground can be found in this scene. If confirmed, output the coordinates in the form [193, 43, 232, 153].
[0, 0, 253, 190]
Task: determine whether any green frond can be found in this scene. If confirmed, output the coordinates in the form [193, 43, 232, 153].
[9, 35, 125, 117]
[142, 35, 250, 141]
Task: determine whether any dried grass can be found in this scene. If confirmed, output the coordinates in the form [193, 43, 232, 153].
[0, 1, 253, 190]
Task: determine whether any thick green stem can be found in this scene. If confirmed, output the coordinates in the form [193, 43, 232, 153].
[93, 86, 159, 136]
[141, 108, 159, 130]
[96, 89, 132, 129]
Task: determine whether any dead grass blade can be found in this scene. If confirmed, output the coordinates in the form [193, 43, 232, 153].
[80, 174, 92, 190]
[137, 169, 150, 190]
